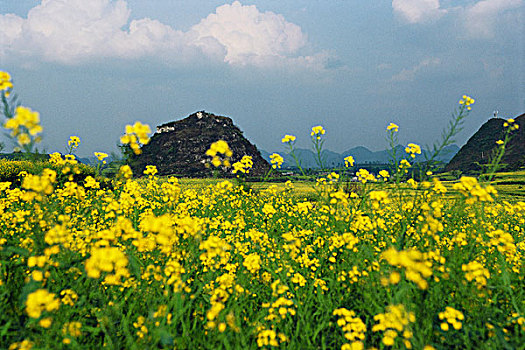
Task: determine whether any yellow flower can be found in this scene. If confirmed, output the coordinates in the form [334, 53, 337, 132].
[8, 340, 34, 350]
[118, 165, 133, 179]
[387, 123, 399, 132]
[243, 253, 262, 274]
[17, 133, 31, 145]
[0, 71, 13, 96]
[344, 156, 355, 167]
[333, 308, 366, 343]
[270, 153, 284, 169]
[382, 248, 432, 289]
[372, 304, 415, 347]
[438, 307, 464, 331]
[459, 95, 475, 110]
[4, 106, 43, 146]
[94, 152, 108, 163]
[85, 247, 130, 285]
[462, 260, 490, 288]
[39, 317, 53, 328]
[232, 155, 253, 174]
[206, 140, 232, 168]
[120, 121, 151, 155]
[25, 289, 60, 318]
[143, 165, 158, 176]
[68, 136, 80, 149]
[311, 125, 326, 139]
[262, 203, 277, 217]
[60, 289, 79, 306]
[356, 168, 376, 183]
[281, 134, 296, 143]
[405, 143, 421, 159]
[62, 321, 82, 337]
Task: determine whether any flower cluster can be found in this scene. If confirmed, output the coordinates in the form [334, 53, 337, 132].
[4, 106, 43, 147]
[243, 252, 262, 274]
[133, 316, 148, 339]
[84, 247, 130, 285]
[372, 304, 415, 348]
[22, 168, 56, 200]
[8, 340, 34, 350]
[382, 248, 433, 289]
[206, 140, 233, 168]
[356, 168, 376, 183]
[49, 152, 77, 165]
[439, 307, 464, 331]
[94, 151, 108, 164]
[387, 122, 399, 132]
[487, 229, 516, 257]
[60, 289, 78, 306]
[333, 308, 366, 349]
[143, 165, 158, 177]
[311, 125, 325, 140]
[379, 169, 390, 180]
[25, 289, 60, 318]
[453, 176, 497, 204]
[118, 164, 133, 179]
[120, 121, 151, 155]
[0, 71, 13, 96]
[281, 134, 296, 143]
[405, 143, 421, 159]
[263, 280, 296, 322]
[256, 327, 288, 348]
[503, 118, 519, 131]
[270, 153, 284, 169]
[344, 155, 355, 167]
[232, 155, 253, 174]
[398, 159, 411, 173]
[369, 190, 390, 210]
[68, 136, 80, 151]
[459, 95, 475, 110]
[62, 321, 82, 344]
[462, 261, 490, 289]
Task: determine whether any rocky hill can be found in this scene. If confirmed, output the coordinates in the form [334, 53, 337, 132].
[445, 113, 525, 173]
[130, 111, 270, 177]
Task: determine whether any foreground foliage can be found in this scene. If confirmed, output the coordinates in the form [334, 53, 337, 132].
[0, 169, 524, 349]
[1, 71, 524, 349]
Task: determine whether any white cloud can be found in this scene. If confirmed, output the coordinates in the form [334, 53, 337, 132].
[464, 0, 523, 38]
[392, 0, 447, 23]
[391, 0, 523, 39]
[391, 58, 441, 82]
[189, 2, 308, 65]
[0, 0, 326, 68]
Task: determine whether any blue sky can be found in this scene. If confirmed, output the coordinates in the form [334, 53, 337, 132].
[1, 0, 523, 157]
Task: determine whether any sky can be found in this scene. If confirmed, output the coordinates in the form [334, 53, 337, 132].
[0, 0, 523, 157]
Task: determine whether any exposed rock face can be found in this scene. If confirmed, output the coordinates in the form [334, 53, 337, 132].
[445, 113, 525, 173]
[131, 111, 270, 177]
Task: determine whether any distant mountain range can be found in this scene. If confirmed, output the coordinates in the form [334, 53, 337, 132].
[260, 144, 460, 169]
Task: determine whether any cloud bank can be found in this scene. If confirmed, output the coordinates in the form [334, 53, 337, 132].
[0, 0, 325, 68]
[392, 0, 523, 38]
[391, 58, 441, 82]
[464, 0, 524, 38]
[392, 0, 447, 23]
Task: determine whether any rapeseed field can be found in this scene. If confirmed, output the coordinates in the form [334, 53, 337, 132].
[1, 72, 524, 349]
